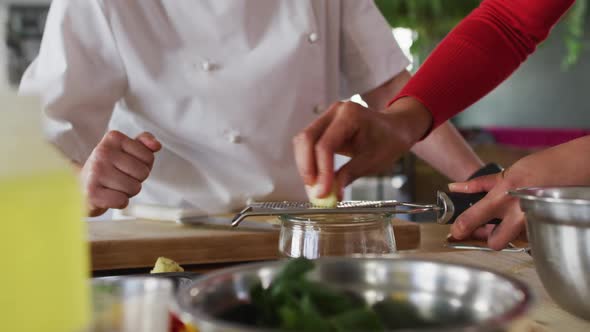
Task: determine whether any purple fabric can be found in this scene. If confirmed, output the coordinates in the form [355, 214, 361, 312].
[485, 127, 589, 148]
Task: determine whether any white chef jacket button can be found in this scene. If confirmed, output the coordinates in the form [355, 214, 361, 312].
[313, 105, 325, 115]
[227, 132, 242, 144]
[308, 32, 319, 44]
[201, 60, 216, 72]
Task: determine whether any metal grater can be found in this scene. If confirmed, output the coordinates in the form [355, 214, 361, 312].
[231, 194, 453, 227]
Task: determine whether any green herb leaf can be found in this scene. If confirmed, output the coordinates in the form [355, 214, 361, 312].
[249, 258, 420, 332]
[330, 308, 385, 332]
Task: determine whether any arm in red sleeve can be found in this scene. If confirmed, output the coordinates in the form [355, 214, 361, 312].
[389, 0, 575, 129]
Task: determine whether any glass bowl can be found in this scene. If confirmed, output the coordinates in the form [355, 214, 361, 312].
[278, 213, 396, 258]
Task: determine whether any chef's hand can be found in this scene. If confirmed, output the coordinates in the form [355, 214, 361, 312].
[292, 98, 431, 198]
[81, 130, 162, 217]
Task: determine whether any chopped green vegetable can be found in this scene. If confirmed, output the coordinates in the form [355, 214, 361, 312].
[249, 258, 386, 331]
[373, 299, 432, 330]
[330, 308, 384, 332]
[239, 258, 439, 331]
[276, 256, 315, 280]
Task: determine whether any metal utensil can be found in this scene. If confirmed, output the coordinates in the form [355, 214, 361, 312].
[445, 243, 531, 254]
[232, 191, 498, 227]
[178, 257, 532, 332]
[122, 204, 279, 230]
[510, 186, 590, 321]
[180, 216, 278, 230]
[94, 272, 201, 293]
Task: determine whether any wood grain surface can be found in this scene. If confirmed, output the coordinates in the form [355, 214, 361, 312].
[89, 217, 420, 271]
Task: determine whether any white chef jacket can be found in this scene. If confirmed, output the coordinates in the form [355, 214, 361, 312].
[20, 0, 410, 215]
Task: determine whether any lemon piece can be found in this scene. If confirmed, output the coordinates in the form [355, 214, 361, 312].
[305, 183, 338, 208]
[150, 257, 184, 273]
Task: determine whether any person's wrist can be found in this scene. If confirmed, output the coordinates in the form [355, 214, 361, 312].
[382, 97, 433, 146]
[501, 165, 529, 192]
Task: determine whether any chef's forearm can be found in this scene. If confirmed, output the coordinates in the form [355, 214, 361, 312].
[362, 70, 483, 182]
[411, 123, 483, 182]
[362, 70, 411, 110]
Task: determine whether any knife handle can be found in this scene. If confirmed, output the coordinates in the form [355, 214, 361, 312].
[443, 163, 504, 225]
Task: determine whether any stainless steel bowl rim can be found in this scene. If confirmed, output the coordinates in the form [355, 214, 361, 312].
[509, 186, 590, 206]
[92, 275, 175, 286]
[93, 273, 201, 295]
[93, 272, 198, 281]
[179, 257, 533, 332]
[513, 187, 590, 320]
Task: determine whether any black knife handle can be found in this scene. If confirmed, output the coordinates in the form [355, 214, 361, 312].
[444, 163, 504, 225]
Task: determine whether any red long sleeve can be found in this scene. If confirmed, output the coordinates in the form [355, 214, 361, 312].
[389, 0, 575, 129]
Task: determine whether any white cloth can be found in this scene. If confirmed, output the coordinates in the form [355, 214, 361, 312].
[20, 0, 410, 215]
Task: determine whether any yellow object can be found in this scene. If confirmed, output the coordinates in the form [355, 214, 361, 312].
[151, 257, 185, 273]
[183, 323, 200, 332]
[0, 95, 89, 332]
[305, 183, 339, 208]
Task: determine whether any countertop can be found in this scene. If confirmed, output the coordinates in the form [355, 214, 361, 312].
[87, 219, 590, 331]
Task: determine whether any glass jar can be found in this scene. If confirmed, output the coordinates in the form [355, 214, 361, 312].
[278, 214, 396, 259]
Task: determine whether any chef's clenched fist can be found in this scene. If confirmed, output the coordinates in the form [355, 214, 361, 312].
[81, 130, 162, 217]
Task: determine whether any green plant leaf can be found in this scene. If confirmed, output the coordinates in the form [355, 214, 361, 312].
[330, 308, 385, 332]
[375, 0, 588, 69]
[562, 0, 587, 69]
[275, 257, 315, 281]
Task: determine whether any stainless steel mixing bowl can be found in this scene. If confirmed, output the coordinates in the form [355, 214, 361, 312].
[178, 258, 532, 331]
[511, 187, 590, 321]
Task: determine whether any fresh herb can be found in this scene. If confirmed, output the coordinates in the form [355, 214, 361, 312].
[213, 258, 439, 331]
[248, 258, 411, 332]
[375, 0, 588, 69]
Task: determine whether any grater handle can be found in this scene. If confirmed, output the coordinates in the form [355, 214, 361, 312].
[437, 163, 504, 225]
[468, 163, 503, 180]
[438, 192, 501, 225]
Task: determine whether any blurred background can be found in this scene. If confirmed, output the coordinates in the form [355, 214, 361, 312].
[0, 0, 589, 219]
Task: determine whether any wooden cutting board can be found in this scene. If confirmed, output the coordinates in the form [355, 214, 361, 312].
[88, 217, 420, 271]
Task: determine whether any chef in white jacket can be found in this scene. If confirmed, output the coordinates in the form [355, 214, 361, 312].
[20, 0, 483, 218]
